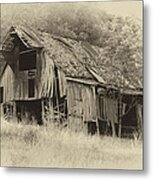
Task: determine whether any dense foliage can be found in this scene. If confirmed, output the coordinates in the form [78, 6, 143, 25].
[1, 3, 142, 87]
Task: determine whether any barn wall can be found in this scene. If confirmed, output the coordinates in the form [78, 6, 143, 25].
[0, 65, 14, 102]
[3, 45, 55, 100]
[39, 50, 55, 99]
[67, 81, 96, 132]
[13, 46, 41, 100]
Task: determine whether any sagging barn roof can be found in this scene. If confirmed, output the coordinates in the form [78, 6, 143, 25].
[2, 26, 143, 91]
[0, 48, 6, 79]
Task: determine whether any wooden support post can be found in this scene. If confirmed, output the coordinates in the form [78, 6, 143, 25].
[111, 120, 116, 137]
[95, 89, 100, 135]
[13, 101, 17, 123]
[41, 99, 46, 125]
[0, 104, 1, 119]
[54, 68, 60, 124]
[111, 89, 116, 137]
[96, 118, 100, 135]
[118, 93, 122, 137]
[136, 103, 143, 139]
[49, 98, 54, 122]
[55, 79, 60, 123]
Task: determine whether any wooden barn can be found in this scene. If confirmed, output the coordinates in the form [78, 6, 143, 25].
[0, 26, 143, 137]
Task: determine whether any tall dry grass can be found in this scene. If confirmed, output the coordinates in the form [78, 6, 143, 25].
[1, 118, 143, 169]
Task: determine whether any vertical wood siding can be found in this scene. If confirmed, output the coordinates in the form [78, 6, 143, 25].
[67, 81, 96, 132]
[2, 46, 43, 101]
[39, 50, 54, 98]
[0, 65, 14, 102]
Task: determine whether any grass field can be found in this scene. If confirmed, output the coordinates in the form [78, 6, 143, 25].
[1, 119, 143, 170]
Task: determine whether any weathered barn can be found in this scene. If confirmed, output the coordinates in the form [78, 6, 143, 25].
[0, 48, 7, 117]
[0, 26, 143, 137]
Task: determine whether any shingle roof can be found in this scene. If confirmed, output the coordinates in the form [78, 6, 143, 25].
[2, 26, 143, 90]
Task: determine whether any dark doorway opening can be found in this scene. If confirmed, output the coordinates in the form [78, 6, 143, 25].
[16, 100, 42, 125]
[122, 105, 137, 137]
[28, 79, 35, 98]
[0, 87, 4, 103]
[19, 51, 36, 71]
[87, 121, 97, 135]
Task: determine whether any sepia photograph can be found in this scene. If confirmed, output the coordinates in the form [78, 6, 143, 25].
[0, 0, 143, 170]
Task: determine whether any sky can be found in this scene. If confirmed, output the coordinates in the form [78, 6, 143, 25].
[95, 1, 143, 19]
[1, 0, 143, 20]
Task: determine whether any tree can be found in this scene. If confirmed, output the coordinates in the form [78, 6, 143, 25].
[1, 3, 142, 88]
